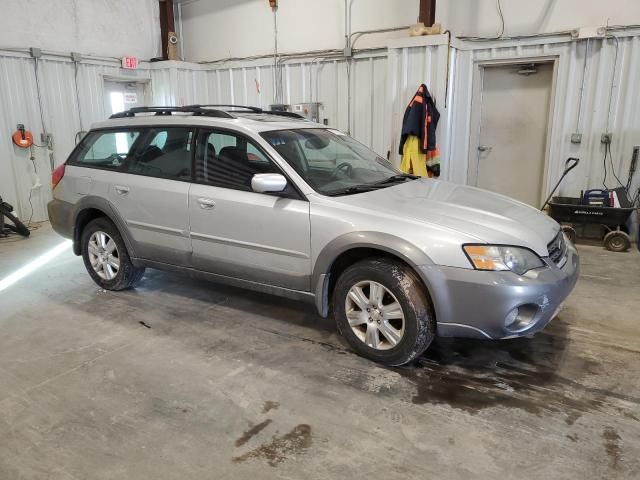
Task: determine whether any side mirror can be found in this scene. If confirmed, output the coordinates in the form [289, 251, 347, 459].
[251, 173, 287, 194]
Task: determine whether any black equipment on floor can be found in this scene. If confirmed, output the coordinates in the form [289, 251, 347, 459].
[0, 196, 30, 238]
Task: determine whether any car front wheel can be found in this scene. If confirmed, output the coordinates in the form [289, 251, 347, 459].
[333, 258, 435, 366]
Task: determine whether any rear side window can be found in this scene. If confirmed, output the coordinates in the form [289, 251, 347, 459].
[74, 130, 141, 169]
[126, 128, 194, 181]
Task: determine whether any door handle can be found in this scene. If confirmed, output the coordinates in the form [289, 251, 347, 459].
[197, 198, 216, 210]
[478, 145, 492, 153]
[114, 185, 130, 195]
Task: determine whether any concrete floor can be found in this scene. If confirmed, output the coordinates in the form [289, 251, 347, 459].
[1, 223, 639, 480]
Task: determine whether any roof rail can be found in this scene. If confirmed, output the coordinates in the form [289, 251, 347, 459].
[109, 105, 307, 121]
[186, 104, 305, 119]
[109, 106, 234, 119]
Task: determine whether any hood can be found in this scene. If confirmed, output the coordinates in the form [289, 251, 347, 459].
[335, 179, 560, 256]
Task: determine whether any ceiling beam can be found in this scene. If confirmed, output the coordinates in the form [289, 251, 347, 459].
[159, 0, 176, 60]
[419, 0, 436, 26]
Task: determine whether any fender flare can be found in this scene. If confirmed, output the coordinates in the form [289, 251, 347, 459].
[312, 231, 436, 317]
[72, 196, 138, 258]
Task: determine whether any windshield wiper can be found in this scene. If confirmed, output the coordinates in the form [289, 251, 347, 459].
[374, 173, 419, 185]
[325, 184, 383, 196]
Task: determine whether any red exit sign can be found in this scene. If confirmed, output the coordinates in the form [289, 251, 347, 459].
[121, 56, 138, 69]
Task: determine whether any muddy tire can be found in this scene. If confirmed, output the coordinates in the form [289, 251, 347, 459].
[81, 217, 145, 290]
[561, 225, 576, 244]
[333, 258, 436, 366]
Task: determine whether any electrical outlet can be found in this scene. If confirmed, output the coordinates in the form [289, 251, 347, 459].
[571, 133, 582, 144]
[601, 133, 613, 144]
[41, 133, 54, 146]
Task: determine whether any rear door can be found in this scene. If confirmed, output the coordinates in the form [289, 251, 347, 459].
[188, 129, 311, 291]
[107, 127, 193, 266]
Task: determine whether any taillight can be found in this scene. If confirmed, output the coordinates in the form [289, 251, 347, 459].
[52, 164, 66, 188]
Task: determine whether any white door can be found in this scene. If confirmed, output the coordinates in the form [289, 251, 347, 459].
[471, 62, 554, 206]
[104, 80, 146, 116]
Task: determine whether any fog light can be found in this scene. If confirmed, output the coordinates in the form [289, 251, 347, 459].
[504, 304, 539, 332]
[504, 308, 519, 328]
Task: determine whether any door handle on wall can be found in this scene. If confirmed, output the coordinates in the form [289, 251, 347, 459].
[197, 198, 216, 209]
[477, 145, 493, 153]
[114, 185, 130, 195]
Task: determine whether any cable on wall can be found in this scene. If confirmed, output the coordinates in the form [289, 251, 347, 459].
[72, 55, 85, 134]
[495, 0, 505, 39]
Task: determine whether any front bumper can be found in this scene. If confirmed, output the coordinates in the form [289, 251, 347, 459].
[420, 242, 580, 339]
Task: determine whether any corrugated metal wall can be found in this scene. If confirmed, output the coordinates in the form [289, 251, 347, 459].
[447, 33, 640, 199]
[0, 52, 151, 221]
[2, 31, 639, 223]
[150, 51, 389, 155]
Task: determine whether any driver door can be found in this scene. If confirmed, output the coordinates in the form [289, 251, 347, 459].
[189, 129, 312, 291]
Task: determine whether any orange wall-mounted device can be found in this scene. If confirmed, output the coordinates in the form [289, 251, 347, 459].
[12, 124, 34, 149]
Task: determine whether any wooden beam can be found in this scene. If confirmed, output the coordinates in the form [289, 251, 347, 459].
[419, 0, 436, 26]
[159, 0, 176, 60]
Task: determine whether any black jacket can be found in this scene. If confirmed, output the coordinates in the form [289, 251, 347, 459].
[398, 84, 440, 155]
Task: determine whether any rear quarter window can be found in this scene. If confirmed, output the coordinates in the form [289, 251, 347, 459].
[72, 130, 141, 169]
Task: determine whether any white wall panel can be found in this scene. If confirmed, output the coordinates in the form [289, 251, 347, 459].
[3, 30, 639, 225]
[152, 53, 389, 157]
[0, 52, 152, 221]
[447, 33, 640, 200]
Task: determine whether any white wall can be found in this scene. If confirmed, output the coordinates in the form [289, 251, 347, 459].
[0, 0, 160, 59]
[180, 0, 420, 62]
[180, 0, 640, 62]
[437, 0, 640, 38]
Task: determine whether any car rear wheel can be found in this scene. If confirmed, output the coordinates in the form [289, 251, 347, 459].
[81, 217, 145, 290]
[333, 258, 435, 366]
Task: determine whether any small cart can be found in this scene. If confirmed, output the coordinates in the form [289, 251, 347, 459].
[547, 196, 635, 252]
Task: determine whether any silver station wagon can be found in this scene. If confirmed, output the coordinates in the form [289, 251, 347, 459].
[48, 105, 579, 365]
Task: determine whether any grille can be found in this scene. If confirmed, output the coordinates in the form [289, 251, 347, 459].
[547, 231, 567, 265]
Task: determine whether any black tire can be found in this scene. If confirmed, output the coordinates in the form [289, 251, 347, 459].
[333, 258, 436, 366]
[561, 225, 576, 244]
[2, 210, 30, 237]
[81, 217, 145, 290]
[603, 230, 631, 252]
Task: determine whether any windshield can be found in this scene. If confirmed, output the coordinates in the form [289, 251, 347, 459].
[261, 128, 411, 195]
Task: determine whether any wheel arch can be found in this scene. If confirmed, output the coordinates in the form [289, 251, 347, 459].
[72, 197, 137, 258]
[312, 232, 436, 318]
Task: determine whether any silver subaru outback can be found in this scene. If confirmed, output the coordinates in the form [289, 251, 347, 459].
[48, 105, 579, 366]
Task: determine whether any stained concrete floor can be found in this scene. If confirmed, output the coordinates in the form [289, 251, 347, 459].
[1, 223, 639, 479]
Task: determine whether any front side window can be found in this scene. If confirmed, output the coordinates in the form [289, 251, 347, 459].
[261, 129, 403, 195]
[126, 128, 193, 181]
[195, 130, 280, 191]
[74, 130, 141, 169]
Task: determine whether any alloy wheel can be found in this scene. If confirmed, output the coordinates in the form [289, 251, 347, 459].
[88, 231, 120, 280]
[345, 280, 405, 350]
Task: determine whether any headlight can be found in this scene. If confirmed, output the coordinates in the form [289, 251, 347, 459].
[463, 245, 544, 275]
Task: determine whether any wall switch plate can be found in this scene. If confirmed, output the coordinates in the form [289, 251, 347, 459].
[571, 133, 582, 144]
[601, 133, 613, 144]
[41, 133, 53, 146]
